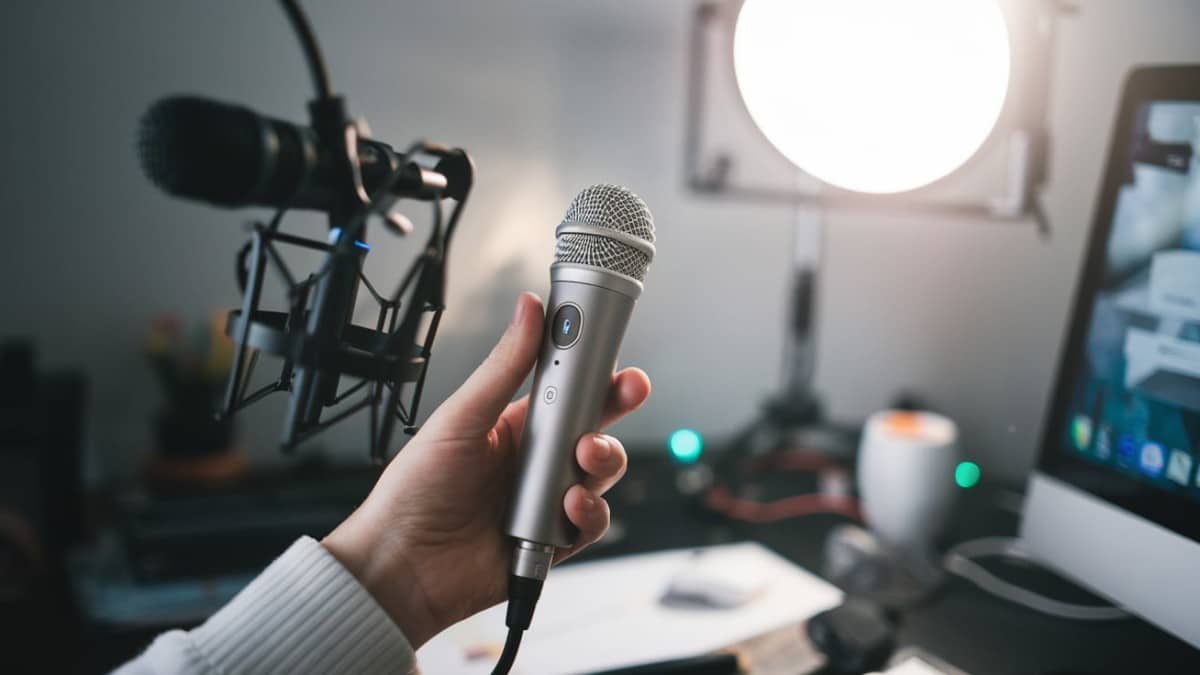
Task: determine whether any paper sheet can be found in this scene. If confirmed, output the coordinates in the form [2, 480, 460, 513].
[416, 542, 843, 675]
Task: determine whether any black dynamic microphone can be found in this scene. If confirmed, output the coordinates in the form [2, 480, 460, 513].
[137, 96, 469, 211]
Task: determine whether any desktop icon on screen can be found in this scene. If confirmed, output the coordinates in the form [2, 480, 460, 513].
[1117, 435, 1138, 467]
[1071, 414, 1093, 452]
[1139, 442, 1166, 477]
[1165, 450, 1192, 486]
[1095, 426, 1113, 460]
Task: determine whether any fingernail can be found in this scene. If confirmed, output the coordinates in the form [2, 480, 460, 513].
[593, 435, 612, 461]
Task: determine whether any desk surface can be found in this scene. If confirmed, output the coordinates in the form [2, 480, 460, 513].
[572, 455, 1199, 675]
[75, 454, 1199, 674]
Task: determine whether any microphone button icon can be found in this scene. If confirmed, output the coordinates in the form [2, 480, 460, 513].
[550, 304, 583, 349]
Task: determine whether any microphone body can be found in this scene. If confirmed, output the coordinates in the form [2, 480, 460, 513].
[505, 185, 656, 585]
[506, 264, 641, 549]
[138, 96, 465, 211]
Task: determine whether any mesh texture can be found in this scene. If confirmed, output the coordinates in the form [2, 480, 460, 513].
[555, 233, 652, 281]
[554, 184, 655, 281]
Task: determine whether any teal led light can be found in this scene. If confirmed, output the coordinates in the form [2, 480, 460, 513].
[668, 428, 703, 463]
[955, 461, 981, 489]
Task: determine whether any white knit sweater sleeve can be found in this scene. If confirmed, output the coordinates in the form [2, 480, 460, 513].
[113, 536, 418, 675]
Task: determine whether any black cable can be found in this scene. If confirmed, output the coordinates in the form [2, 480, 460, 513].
[492, 574, 544, 675]
[279, 0, 333, 99]
[490, 628, 524, 675]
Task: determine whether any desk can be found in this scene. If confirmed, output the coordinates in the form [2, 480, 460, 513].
[575, 455, 1199, 674]
[73, 453, 1198, 674]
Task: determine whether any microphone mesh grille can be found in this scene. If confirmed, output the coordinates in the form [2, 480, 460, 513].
[554, 184, 655, 282]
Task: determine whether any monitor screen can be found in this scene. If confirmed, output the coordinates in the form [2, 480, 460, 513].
[1045, 94, 1200, 540]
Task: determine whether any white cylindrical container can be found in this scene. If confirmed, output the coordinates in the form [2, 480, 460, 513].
[857, 410, 961, 552]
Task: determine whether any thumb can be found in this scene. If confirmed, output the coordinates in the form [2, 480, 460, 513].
[423, 292, 544, 438]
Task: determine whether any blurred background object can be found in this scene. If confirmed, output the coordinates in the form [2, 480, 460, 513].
[2, 1, 1200, 673]
[10, 0, 1181, 484]
[3, 0, 1197, 486]
[0, 341, 88, 672]
[684, 0, 1063, 476]
[142, 313, 243, 485]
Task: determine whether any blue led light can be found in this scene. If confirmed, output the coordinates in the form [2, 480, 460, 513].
[668, 428, 703, 463]
[328, 227, 370, 251]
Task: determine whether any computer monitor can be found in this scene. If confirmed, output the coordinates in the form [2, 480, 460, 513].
[1022, 65, 1200, 648]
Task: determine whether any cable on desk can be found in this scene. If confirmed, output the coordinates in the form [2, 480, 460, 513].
[943, 536, 1128, 621]
[704, 484, 861, 523]
[703, 448, 862, 523]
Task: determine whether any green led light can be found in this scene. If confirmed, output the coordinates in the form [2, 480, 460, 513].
[668, 428, 703, 463]
[955, 461, 981, 489]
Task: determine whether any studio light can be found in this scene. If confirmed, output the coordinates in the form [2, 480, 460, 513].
[733, 0, 1012, 194]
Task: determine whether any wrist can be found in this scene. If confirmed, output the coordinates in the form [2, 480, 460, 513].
[321, 520, 442, 648]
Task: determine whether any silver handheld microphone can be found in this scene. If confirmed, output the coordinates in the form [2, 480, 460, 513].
[506, 184, 656, 584]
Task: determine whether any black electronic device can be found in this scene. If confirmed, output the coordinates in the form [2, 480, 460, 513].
[137, 0, 474, 460]
[806, 598, 895, 673]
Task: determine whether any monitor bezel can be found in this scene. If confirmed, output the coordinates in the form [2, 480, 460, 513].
[1036, 64, 1200, 544]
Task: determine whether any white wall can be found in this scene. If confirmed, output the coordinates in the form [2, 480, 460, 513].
[0, 1, 1196, 482]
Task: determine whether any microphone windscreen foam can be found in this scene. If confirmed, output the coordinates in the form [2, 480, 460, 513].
[137, 97, 270, 206]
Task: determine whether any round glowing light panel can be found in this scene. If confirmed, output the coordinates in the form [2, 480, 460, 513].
[733, 0, 1011, 194]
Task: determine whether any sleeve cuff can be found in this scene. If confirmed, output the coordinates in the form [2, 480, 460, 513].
[190, 536, 417, 674]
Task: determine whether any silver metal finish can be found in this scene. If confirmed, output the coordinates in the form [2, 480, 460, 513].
[506, 265, 638, 548]
[552, 184, 656, 281]
[506, 184, 655, 576]
[559, 184, 655, 243]
[555, 233, 650, 282]
[511, 541, 556, 582]
[552, 263, 643, 299]
[1022, 473, 1200, 647]
[556, 222, 657, 259]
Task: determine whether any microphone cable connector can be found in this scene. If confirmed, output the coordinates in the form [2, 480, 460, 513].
[491, 541, 553, 675]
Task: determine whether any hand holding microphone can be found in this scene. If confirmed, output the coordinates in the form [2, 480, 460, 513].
[323, 185, 653, 668]
[320, 296, 650, 647]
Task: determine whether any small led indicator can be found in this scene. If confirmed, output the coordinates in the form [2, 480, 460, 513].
[328, 227, 369, 251]
[668, 429, 703, 463]
[955, 461, 981, 489]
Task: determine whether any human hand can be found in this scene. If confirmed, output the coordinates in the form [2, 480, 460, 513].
[322, 292, 651, 647]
